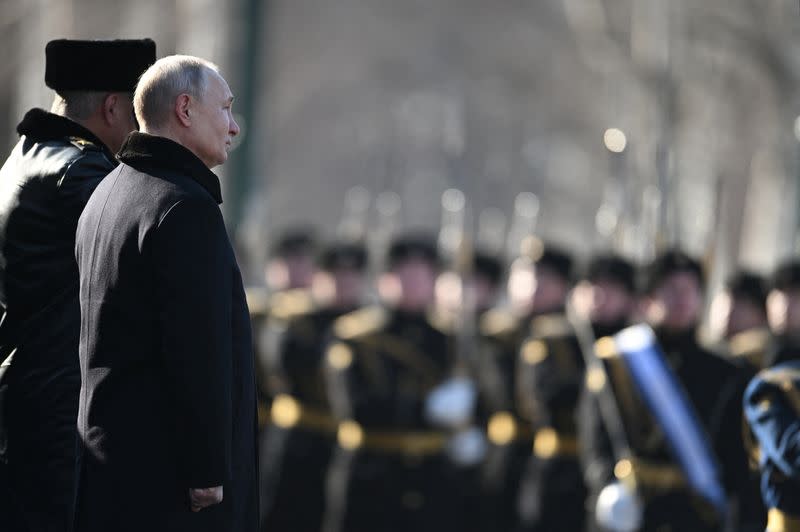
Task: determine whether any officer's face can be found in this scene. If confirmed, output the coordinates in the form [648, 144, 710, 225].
[644, 271, 703, 332]
[767, 288, 800, 336]
[572, 278, 632, 326]
[531, 266, 569, 314]
[332, 268, 365, 307]
[265, 254, 315, 291]
[189, 71, 240, 168]
[381, 258, 437, 312]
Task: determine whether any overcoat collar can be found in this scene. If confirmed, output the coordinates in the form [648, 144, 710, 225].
[117, 132, 223, 204]
[16, 108, 115, 161]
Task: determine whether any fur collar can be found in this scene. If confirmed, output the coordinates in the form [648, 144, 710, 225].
[117, 132, 222, 204]
[16, 108, 114, 160]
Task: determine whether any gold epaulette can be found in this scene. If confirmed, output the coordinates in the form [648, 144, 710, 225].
[479, 308, 519, 338]
[245, 286, 271, 317]
[728, 328, 771, 368]
[531, 313, 573, 339]
[68, 136, 98, 150]
[426, 307, 457, 335]
[333, 306, 388, 340]
[269, 289, 314, 321]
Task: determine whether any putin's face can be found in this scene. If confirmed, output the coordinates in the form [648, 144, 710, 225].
[189, 70, 240, 168]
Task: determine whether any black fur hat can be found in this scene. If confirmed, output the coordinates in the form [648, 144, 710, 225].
[45, 39, 156, 92]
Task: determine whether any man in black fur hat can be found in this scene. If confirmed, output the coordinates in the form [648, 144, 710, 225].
[0, 38, 155, 532]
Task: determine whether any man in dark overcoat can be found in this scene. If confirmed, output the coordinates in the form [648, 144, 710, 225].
[0, 38, 155, 531]
[74, 55, 257, 532]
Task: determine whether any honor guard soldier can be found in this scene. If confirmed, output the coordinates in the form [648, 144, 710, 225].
[259, 241, 368, 532]
[709, 271, 770, 371]
[744, 361, 800, 532]
[477, 236, 573, 532]
[766, 261, 800, 366]
[322, 234, 465, 532]
[578, 250, 764, 532]
[515, 254, 636, 532]
[432, 249, 505, 532]
[0, 39, 155, 531]
[249, 228, 318, 424]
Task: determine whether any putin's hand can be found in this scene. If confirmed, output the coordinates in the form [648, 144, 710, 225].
[189, 486, 223, 512]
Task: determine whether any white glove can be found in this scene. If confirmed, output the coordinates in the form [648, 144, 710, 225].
[595, 481, 643, 532]
[424, 376, 477, 429]
[447, 426, 488, 466]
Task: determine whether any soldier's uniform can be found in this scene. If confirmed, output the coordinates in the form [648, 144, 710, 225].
[0, 40, 155, 531]
[431, 250, 505, 532]
[322, 237, 460, 532]
[259, 243, 367, 532]
[515, 255, 635, 532]
[744, 361, 800, 532]
[248, 229, 318, 428]
[477, 243, 573, 532]
[578, 251, 763, 532]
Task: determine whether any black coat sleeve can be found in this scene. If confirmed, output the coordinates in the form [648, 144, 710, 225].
[153, 197, 233, 489]
[57, 150, 114, 223]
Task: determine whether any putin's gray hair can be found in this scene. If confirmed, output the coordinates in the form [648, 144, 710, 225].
[133, 55, 220, 130]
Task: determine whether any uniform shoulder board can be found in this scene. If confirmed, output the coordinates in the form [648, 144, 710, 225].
[479, 308, 519, 338]
[427, 308, 457, 335]
[245, 286, 271, 317]
[531, 313, 573, 339]
[728, 328, 771, 359]
[333, 305, 388, 340]
[68, 136, 99, 151]
[269, 289, 314, 321]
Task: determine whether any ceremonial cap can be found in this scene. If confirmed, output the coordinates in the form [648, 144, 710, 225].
[584, 255, 636, 292]
[386, 233, 440, 269]
[318, 242, 368, 272]
[640, 249, 704, 294]
[725, 270, 767, 309]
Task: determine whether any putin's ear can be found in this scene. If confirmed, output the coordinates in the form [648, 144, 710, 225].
[175, 94, 192, 127]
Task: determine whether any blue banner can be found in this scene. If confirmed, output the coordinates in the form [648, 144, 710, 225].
[614, 324, 728, 515]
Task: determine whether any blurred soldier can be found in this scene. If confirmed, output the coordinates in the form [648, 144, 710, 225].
[0, 39, 155, 532]
[515, 254, 635, 532]
[766, 261, 800, 366]
[709, 271, 770, 371]
[260, 241, 368, 532]
[578, 249, 764, 532]
[432, 249, 505, 532]
[249, 228, 318, 424]
[477, 237, 573, 532]
[434, 249, 505, 319]
[743, 361, 800, 532]
[265, 228, 318, 293]
[323, 234, 464, 532]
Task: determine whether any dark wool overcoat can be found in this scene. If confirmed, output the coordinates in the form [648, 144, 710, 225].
[74, 132, 258, 532]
